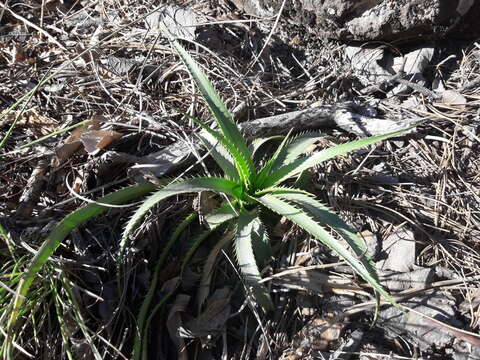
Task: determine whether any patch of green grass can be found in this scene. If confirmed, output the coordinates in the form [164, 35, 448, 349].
[0, 185, 155, 358]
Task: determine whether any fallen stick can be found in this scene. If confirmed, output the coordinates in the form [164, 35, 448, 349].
[130, 102, 416, 179]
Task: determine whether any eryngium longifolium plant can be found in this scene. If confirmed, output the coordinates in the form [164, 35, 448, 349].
[120, 38, 407, 310]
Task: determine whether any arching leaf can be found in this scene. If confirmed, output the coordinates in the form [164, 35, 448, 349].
[254, 194, 395, 305]
[262, 128, 409, 188]
[234, 209, 273, 311]
[120, 177, 242, 254]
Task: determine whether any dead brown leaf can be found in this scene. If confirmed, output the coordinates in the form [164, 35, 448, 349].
[291, 316, 345, 356]
[182, 287, 231, 347]
[80, 130, 123, 154]
[0, 108, 58, 136]
[167, 294, 190, 360]
[55, 116, 121, 162]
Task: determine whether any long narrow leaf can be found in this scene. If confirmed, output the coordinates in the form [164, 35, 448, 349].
[254, 129, 292, 189]
[196, 203, 240, 310]
[263, 128, 409, 188]
[133, 213, 198, 360]
[198, 131, 239, 181]
[7, 183, 156, 332]
[249, 135, 284, 161]
[274, 132, 323, 170]
[179, 110, 242, 181]
[254, 194, 395, 304]
[261, 187, 378, 282]
[169, 38, 255, 183]
[235, 209, 273, 311]
[120, 177, 242, 253]
[204, 201, 238, 229]
[191, 116, 252, 182]
[250, 215, 272, 265]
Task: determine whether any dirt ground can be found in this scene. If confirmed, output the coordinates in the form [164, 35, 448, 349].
[1, 1, 480, 359]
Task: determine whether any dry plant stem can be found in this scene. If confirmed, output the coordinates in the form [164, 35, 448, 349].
[0, 1, 67, 51]
[332, 276, 480, 346]
[246, 0, 287, 72]
[395, 78, 441, 100]
[259, 262, 345, 283]
[241, 102, 415, 137]
[15, 159, 49, 218]
[0, 75, 44, 149]
[459, 76, 480, 92]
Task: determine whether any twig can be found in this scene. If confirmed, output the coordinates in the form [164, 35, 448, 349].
[246, 0, 287, 72]
[0, 1, 67, 51]
[129, 102, 418, 180]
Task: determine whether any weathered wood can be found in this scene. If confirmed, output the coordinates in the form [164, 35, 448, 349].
[129, 103, 415, 180]
[239, 104, 336, 138]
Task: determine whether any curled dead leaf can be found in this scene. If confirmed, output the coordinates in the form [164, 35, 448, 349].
[292, 316, 345, 354]
[167, 294, 190, 360]
[182, 287, 231, 347]
[80, 130, 123, 154]
[55, 116, 122, 163]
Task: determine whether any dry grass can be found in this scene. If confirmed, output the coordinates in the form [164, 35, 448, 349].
[1, 0, 479, 358]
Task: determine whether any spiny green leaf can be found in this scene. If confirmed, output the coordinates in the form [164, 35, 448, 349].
[198, 131, 239, 181]
[262, 128, 410, 188]
[169, 38, 255, 184]
[275, 131, 323, 170]
[235, 209, 273, 311]
[254, 129, 293, 189]
[204, 201, 238, 229]
[120, 177, 242, 253]
[254, 194, 395, 304]
[261, 187, 378, 282]
[189, 115, 251, 184]
[250, 216, 272, 265]
[249, 135, 284, 162]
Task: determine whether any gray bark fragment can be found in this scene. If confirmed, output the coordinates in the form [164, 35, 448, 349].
[379, 291, 460, 351]
[237, 0, 480, 41]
